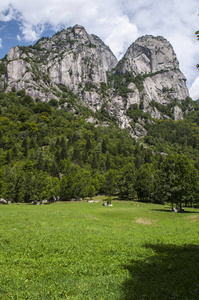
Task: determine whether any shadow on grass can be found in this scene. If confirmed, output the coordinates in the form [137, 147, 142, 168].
[121, 243, 199, 300]
[151, 208, 173, 213]
[151, 208, 199, 213]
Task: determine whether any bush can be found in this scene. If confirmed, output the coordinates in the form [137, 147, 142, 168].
[49, 99, 59, 107]
[33, 102, 52, 114]
[0, 62, 6, 75]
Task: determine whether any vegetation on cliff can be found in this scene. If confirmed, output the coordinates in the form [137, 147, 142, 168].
[0, 90, 199, 209]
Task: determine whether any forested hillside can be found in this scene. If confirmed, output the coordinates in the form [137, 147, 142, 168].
[1, 26, 199, 210]
[1, 89, 199, 209]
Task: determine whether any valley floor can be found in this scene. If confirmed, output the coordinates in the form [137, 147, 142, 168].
[0, 199, 199, 299]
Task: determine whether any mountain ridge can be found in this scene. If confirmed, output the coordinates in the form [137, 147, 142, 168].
[0, 24, 190, 137]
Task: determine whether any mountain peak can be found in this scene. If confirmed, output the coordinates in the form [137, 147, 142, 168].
[120, 34, 179, 75]
[73, 24, 87, 31]
[0, 25, 189, 137]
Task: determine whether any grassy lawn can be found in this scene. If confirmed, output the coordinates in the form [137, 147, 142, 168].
[0, 198, 199, 299]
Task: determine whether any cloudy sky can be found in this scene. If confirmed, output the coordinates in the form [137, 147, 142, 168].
[0, 0, 199, 99]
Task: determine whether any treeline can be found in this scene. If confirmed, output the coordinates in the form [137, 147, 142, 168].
[0, 90, 199, 208]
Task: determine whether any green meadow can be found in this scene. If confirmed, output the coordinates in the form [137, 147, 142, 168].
[0, 199, 199, 299]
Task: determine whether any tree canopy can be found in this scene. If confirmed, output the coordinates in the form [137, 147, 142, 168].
[0, 90, 199, 209]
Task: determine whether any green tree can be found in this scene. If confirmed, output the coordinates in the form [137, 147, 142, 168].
[87, 185, 96, 199]
[31, 171, 51, 202]
[43, 176, 60, 201]
[72, 170, 91, 199]
[102, 139, 107, 153]
[0, 169, 4, 196]
[118, 162, 137, 199]
[157, 154, 199, 210]
[22, 137, 29, 157]
[60, 137, 68, 159]
[60, 175, 68, 201]
[105, 169, 119, 196]
[135, 164, 155, 202]
[2, 167, 23, 202]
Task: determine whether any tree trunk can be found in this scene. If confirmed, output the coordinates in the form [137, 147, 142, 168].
[180, 196, 182, 210]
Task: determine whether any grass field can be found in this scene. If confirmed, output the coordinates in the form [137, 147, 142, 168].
[0, 197, 199, 299]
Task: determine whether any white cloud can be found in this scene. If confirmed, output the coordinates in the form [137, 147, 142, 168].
[190, 76, 199, 100]
[0, 0, 140, 60]
[0, 0, 199, 94]
[105, 15, 139, 59]
[0, 5, 16, 22]
[122, 0, 199, 92]
[18, 22, 46, 41]
[16, 34, 21, 42]
[0, 38, 2, 48]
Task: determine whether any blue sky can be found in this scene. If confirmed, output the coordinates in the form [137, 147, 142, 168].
[0, 0, 199, 99]
[0, 20, 55, 58]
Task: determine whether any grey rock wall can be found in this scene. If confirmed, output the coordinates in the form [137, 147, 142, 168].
[0, 26, 190, 137]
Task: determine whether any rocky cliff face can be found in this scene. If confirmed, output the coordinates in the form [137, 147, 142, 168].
[0, 25, 189, 137]
[106, 35, 189, 131]
[116, 35, 188, 105]
[1, 25, 117, 103]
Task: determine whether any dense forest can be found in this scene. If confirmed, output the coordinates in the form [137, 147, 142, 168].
[1, 89, 199, 209]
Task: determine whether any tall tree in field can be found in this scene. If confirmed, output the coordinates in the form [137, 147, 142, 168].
[158, 154, 199, 210]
